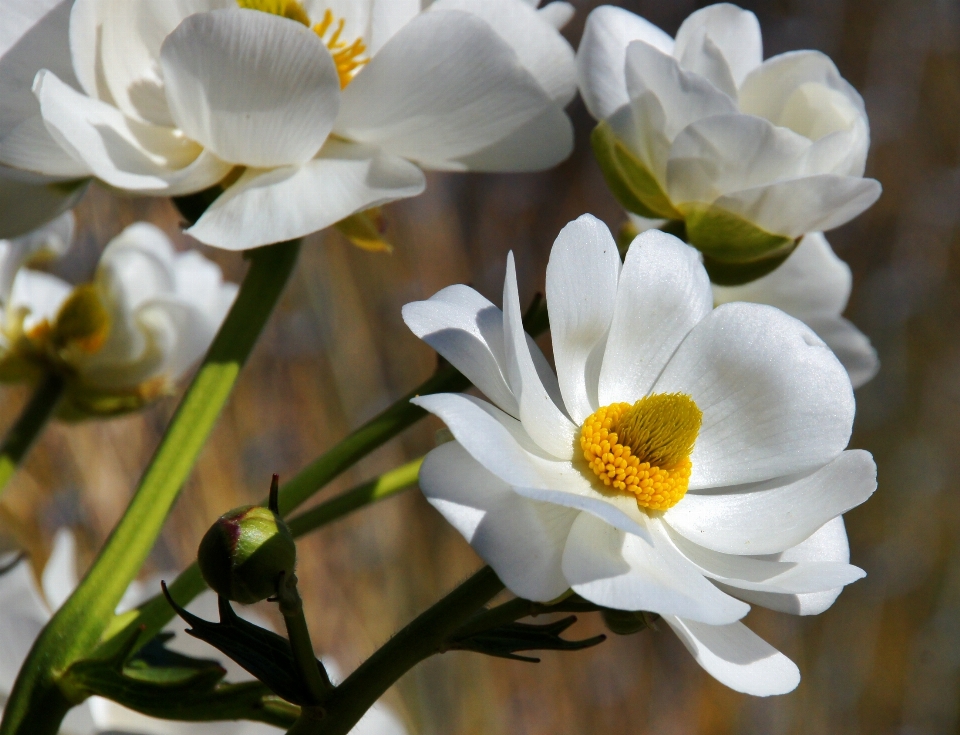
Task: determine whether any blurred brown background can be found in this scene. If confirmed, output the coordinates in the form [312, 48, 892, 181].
[2, 0, 959, 733]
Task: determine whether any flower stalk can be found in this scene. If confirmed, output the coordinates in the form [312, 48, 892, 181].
[277, 572, 334, 704]
[0, 372, 65, 498]
[0, 239, 300, 735]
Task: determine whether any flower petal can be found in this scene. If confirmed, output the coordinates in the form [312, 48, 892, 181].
[655, 302, 855, 488]
[719, 516, 854, 615]
[546, 214, 621, 423]
[663, 522, 863, 594]
[160, 8, 340, 167]
[34, 70, 231, 194]
[337, 9, 562, 169]
[40, 528, 79, 612]
[577, 5, 675, 121]
[187, 140, 425, 250]
[805, 315, 878, 390]
[402, 284, 518, 416]
[712, 232, 850, 319]
[431, 0, 577, 106]
[538, 2, 575, 30]
[598, 229, 711, 405]
[663, 616, 800, 696]
[673, 4, 762, 91]
[0, 166, 86, 240]
[420, 441, 577, 602]
[449, 100, 573, 173]
[412, 392, 649, 538]
[624, 40, 738, 142]
[503, 251, 577, 458]
[664, 450, 876, 555]
[9, 268, 72, 331]
[713, 174, 882, 239]
[667, 113, 813, 204]
[561, 512, 748, 624]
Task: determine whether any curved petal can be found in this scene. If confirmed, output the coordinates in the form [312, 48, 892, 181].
[673, 4, 762, 91]
[34, 70, 231, 194]
[664, 616, 800, 696]
[667, 113, 813, 204]
[0, 209, 74, 302]
[337, 9, 561, 169]
[712, 232, 851, 319]
[664, 450, 876, 555]
[538, 2, 575, 30]
[503, 251, 577, 458]
[624, 40, 738, 142]
[739, 50, 867, 131]
[187, 140, 425, 250]
[420, 441, 577, 602]
[577, 4, 675, 121]
[0, 115, 90, 177]
[719, 515, 853, 615]
[449, 103, 573, 173]
[598, 229, 711, 405]
[713, 174, 882, 239]
[430, 0, 577, 106]
[546, 214, 621, 423]
[9, 268, 72, 330]
[412, 392, 649, 538]
[0, 166, 86, 240]
[161, 8, 340, 167]
[40, 528, 79, 611]
[561, 511, 748, 624]
[805, 315, 878, 390]
[655, 303, 856, 489]
[663, 522, 863, 594]
[402, 284, 518, 416]
[97, 0, 231, 126]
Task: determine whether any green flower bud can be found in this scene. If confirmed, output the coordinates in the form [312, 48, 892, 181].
[198, 504, 296, 604]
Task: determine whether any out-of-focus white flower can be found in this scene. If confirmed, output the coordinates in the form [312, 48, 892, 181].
[713, 232, 879, 389]
[577, 3, 881, 283]
[0, 529, 408, 735]
[0, 0, 576, 251]
[403, 214, 876, 696]
[0, 210, 74, 304]
[0, 222, 238, 417]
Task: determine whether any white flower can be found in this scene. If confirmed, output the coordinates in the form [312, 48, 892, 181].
[713, 231, 879, 389]
[0, 210, 74, 305]
[0, 0, 576, 251]
[577, 3, 881, 280]
[0, 222, 238, 416]
[403, 214, 876, 696]
[0, 530, 408, 735]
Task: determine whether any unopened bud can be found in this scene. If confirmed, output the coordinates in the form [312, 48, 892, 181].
[198, 490, 296, 604]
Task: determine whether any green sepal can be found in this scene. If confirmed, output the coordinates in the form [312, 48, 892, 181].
[162, 583, 320, 706]
[448, 615, 606, 663]
[591, 121, 681, 220]
[702, 248, 796, 286]
[600, 609, 659, 636]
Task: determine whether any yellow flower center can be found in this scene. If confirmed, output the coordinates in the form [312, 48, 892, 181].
[239, 0, 369, 88]
[579, 394, 702, 511]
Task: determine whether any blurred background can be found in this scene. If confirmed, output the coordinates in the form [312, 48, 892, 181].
[1, 0, 958, 733]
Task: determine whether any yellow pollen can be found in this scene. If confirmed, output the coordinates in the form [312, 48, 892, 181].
[238, 2, 369, 89]
[579, 394, 702, 511]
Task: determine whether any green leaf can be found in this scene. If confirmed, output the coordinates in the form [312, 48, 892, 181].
[162, 584, 317, 705]
[591, 121, 681, 221]
[448, 616, 606, 662]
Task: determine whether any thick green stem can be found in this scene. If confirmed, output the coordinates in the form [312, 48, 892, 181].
[278, 574, 333, 704]
[0, 372, 64, 498]
[0, 240, 300, 735]
[292, 567, 504, 735]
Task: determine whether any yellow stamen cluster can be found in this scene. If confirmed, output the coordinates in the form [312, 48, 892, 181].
[579, 394, 702, 511]
[239, 1, 369, 89]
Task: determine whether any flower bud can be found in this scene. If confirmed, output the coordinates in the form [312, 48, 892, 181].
[198, 504, 296, 604]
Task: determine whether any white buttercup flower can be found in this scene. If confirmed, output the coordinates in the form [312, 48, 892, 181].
[403, 214, 876, 695]
[0, 222, 238, 416]
[713, 232, 879, 389]
[577, 3, 881, 281]
[0, 0, 576, 250]
[0, 530, 407, 734]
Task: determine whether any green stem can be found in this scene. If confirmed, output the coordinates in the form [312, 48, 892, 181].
[293, 567, 504, 735]
[0, 372, 64, 497]
[278, 574, 333, 704]
[0, 240, 300, 735]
